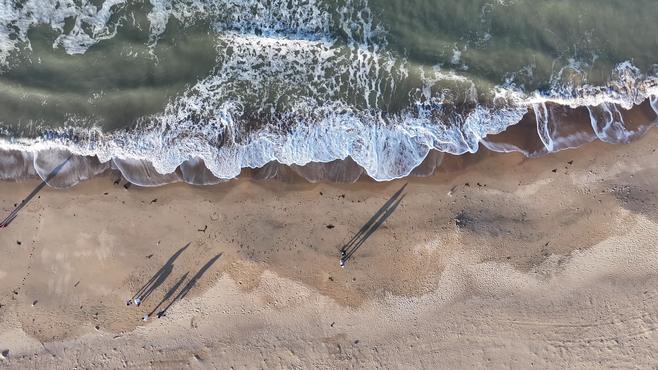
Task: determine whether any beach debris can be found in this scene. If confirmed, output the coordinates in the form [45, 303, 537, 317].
[197, 225, 208, 232]
[74, 281, 80, 288]
[454, 211, 473, 228]
[143, 314, 149, 321]
[113, 178, 121, 185]
[146, 254, 153, 259]
[32, 300, 38, 306]
[123, 182, 131, 190]
[1, 350, 8, 359]
[326, 224, 335, 229]
[210, 212, 219, 221]
[16, 241, 21, 245]
[151, 199, 158, 203]
[552, 168, 557, 173]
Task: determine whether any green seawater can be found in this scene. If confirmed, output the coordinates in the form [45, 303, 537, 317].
[0, 0, 656, 183]
[0, 0, 655, 134]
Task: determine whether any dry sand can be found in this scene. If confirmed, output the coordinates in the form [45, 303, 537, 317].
[0, 130, 656, 368]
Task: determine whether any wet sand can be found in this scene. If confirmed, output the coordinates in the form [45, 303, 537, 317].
[0, 130, 656, 368]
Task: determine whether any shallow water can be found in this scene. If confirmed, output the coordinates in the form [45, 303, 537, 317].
[0, 0, 656, 186]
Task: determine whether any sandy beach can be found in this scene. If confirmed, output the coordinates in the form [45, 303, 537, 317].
[0, 130, 656, 368]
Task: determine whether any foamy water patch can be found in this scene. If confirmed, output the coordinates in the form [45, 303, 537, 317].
[0, 0, 131, 65]
[0, 1, 656, 186]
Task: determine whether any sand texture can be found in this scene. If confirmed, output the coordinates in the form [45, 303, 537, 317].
[0, 131, 657, 369]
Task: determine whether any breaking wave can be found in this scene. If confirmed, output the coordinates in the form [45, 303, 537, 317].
[0, 0, 656, 186]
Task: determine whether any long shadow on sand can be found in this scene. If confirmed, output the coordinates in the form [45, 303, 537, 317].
[130, 243, 190, 305]
[340, 183, 407, 265]
[147, 272, 189, 317]
[0, 156, 72, 228]
[156, 253, 222, 318]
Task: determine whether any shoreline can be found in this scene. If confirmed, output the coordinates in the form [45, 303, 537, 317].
[0, 129, 656, 367]
[0, 95, 656, 187]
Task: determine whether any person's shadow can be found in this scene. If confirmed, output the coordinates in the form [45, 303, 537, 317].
[340, 183, 407, 264]
[1, 156, 72, 228]
[130, 243, 190, 305]
[156, 253, 222, 318]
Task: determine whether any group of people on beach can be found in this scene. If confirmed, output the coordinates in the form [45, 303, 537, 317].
[126, 297, 150, 321]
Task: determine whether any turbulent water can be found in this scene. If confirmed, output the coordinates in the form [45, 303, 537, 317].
[0, 0, 656, 186]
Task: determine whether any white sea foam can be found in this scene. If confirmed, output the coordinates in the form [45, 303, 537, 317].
[0, 0, 656, 186]
[0, 72, 655, 185]
[0, 0, 130, 65]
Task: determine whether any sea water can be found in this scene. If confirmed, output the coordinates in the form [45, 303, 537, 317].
[0, 0, 656, 186]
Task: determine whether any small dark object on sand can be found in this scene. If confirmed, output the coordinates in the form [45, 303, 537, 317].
[151, 199, 158, 203]
[123, 183, 131, 190]
[16, 241, 21, 245]
[198, 225, 207, 232]
[326, 224, 335, 229]
[2, 350, 8, 358]
[454, 211, 473, 228]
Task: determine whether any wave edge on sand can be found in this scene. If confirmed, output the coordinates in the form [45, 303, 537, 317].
[0, 89, 656, 188]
